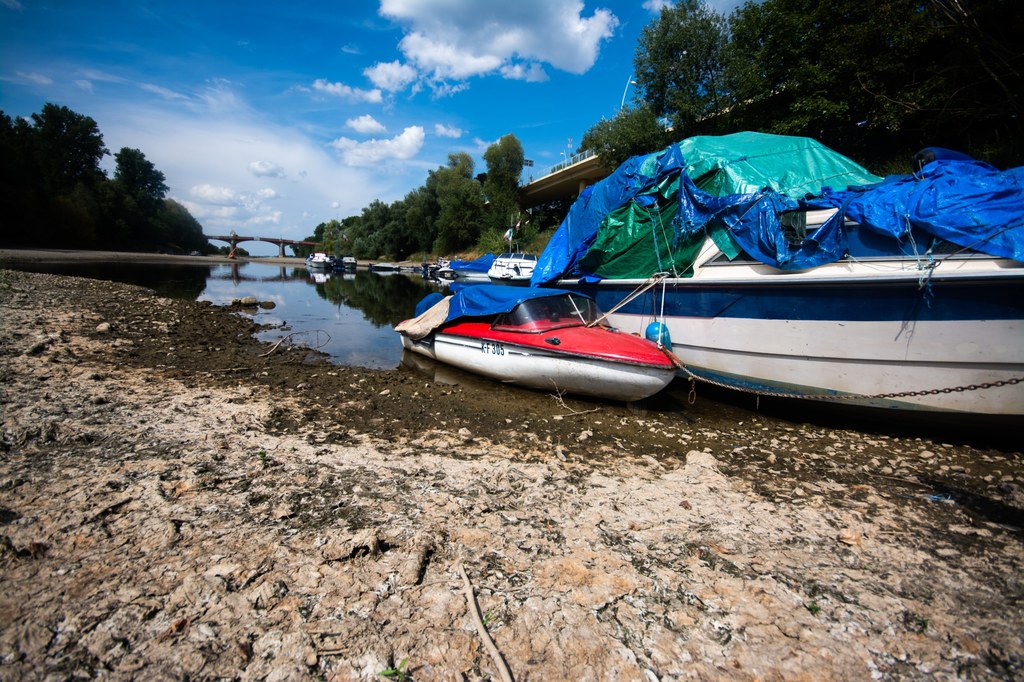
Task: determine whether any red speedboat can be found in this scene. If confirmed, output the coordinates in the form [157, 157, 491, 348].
[396, 285, 680, 401]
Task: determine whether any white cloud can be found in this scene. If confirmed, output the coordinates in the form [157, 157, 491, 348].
[346, 114, 387, 134]
[396, 32, 502, 81]
[2, 0, 23, 9]
[377, 0, 619, 86]
[642, 0, 671, 12]
[141, 82, 189, 101]
[434, 123, 463, 138]
[15, 71, 52, 85]
[330, 126, 425, 166]
[364, 60, 418, 92]
[191, 184, 236, 204]
[79, 69, 125, 83]
[500, 62, 548, 82]
[194, 79, 246, 113]
[256, 188, 279, 200]
[249, 160, 285, 178]
[312, 78, 383, 103]
[74, 79, 93, 92]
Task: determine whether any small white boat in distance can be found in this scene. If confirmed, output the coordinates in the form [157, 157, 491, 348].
[488, 252, 537, 285]
[306, 252, 332, 269]
[396, 285, 679, 402]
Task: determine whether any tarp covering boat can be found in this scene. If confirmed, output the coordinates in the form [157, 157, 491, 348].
[448, 253, 496, 273]
[395, 284, 584, 340]
[531, 131, 1024, 285]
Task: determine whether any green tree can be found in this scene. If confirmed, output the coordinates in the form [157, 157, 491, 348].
[158, 198, 207, 252]
[353, 200, 391, 258]
[30, 103, 108, 193]
[402, 185, 439, 254]
[482, 134, 524, 234]
[114, 147, 168, 203]
[634, 0, 730, 138]
[718, 0, 1021, 165]
[579, 104, 673, 170]
[432, 153, 485, 254]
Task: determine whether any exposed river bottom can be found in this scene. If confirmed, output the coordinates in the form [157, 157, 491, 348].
[1, 267, 1021, 680]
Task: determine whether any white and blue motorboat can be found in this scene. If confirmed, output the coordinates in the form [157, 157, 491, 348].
[531, 133, 1024, 416]
[306, 252, 333, 270]
[437, 253, 496, 283]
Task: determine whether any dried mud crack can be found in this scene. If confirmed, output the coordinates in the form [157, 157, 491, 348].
[1, 269, 1022, 681]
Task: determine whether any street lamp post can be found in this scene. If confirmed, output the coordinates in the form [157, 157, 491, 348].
[620, 74, 637, 110]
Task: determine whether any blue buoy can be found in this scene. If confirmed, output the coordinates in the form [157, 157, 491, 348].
[645, 321, 671, 347]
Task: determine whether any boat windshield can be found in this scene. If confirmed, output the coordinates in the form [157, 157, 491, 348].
[491, 294, 602, 332]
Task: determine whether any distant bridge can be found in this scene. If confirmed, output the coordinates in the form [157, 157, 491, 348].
[519, 151, 611, 209]
[205, 234, 318, 257]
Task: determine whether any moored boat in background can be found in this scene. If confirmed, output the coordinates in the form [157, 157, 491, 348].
[306, 252, 333, 269]
[488, 252, 537, 285]
[437, 253, 496, 283]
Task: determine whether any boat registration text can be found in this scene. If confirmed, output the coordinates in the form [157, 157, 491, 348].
[480, 341, 505, 356]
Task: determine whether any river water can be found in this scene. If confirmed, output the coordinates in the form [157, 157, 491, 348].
[4, 260, 445, 369]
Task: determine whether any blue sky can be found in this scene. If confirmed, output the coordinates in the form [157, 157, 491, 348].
[1, 0, 739, 255]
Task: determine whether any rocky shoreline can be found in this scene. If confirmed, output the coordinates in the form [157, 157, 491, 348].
[1, 267, 1021, 680]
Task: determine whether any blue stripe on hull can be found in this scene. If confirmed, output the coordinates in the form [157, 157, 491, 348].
[564, 276, 1024, 323]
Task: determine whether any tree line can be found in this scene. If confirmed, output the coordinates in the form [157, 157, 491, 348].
[583, 0, 1022, 173]
[4, 0, 1018, 259]
[298, 134, 546, 261]
[0, 103, 207, 253]
[315, 0, 1022, 260]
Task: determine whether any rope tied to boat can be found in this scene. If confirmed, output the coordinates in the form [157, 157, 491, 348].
[586, 273, 669, 329]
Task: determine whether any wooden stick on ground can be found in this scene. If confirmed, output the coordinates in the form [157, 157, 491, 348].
[457, 562, 514, 682]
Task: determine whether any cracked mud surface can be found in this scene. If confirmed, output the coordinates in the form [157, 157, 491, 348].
[1, 268, 1021, 681]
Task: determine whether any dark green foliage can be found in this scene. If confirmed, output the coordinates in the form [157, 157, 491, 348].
[636, 0, 730, 137]
[0, 102, 208, 252]
[579, 105, 674, 170]
[482, 134, 525, 233]
[433, 153, 486, 254]
[623, 0, 1022, 169]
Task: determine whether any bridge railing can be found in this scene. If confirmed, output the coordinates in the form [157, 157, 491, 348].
[538, 149, 596, 180]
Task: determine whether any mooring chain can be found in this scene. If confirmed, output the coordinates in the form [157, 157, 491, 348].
[679, 366, 1023, 404]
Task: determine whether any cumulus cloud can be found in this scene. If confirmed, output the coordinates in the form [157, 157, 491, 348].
[364, 60, 418, 92]
[346, 114, 387, 134]
[434, 123, 463, 138]
[312, 78, 383, 103]
[249, 160, 285, 178]
[330, 126, 425, 166]
[191, 184, 236, 204]
[375, 0, 618, 88]
[500, 62, 548, 82]
[256, 188, 279, 200]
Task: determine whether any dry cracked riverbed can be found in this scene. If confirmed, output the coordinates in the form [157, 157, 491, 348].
[1, 268, 1022, 681]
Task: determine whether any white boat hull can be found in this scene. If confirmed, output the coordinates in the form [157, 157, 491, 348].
[401, 333, 676, 402]
[556, 251, 1024, 415]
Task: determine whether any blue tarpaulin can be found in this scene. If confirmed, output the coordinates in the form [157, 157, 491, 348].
[444, 284, 581, 323]
[449, 253, 496, 273]
[531, 132, 1024, 285]
[813, 159, 1024, 262]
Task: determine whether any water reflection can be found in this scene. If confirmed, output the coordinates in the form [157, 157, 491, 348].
[199, 265, 445, 369]
[3, 259, 444, 370]
[2, 260, 212, 300]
